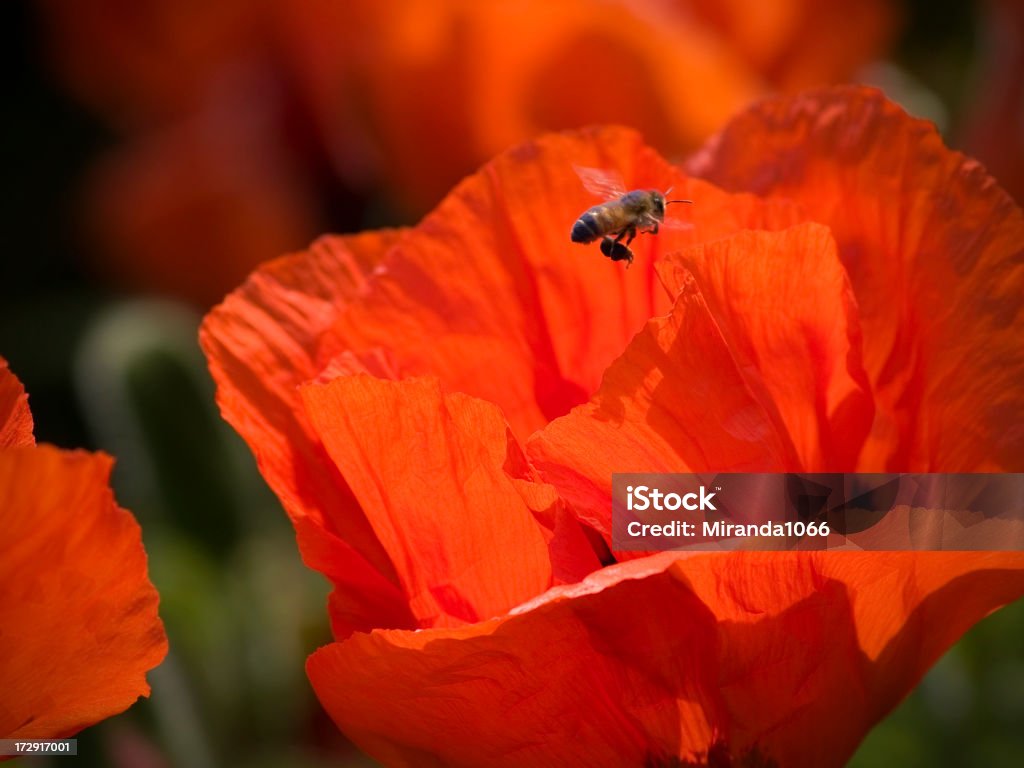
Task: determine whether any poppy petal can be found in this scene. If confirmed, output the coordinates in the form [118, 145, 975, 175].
[527, 233, 806, 536]
[688, 86, 1024, 471]
[324, 126, 807, 442]
[0, 358, 34, 449]
[200, 231, 417, 634]
[0, 446, 167, 740]
[658, 223, 874, 470]
[300, 375, 602, 629]
[326, 126, 675, 442]
[292, 515, 416, 640]
[307, 550, 1024, 767]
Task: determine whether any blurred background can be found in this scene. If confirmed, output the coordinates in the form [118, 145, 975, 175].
[2, 0, 1022, 765]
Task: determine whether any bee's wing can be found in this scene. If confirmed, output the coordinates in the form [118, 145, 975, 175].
[573, 165, 627, 201]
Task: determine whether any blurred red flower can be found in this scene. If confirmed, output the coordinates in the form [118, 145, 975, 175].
[286, 0, 896, 213]
[0, 358, 167, 745]
[200, 87, 1024, 765]
[38, 0, 895, 304]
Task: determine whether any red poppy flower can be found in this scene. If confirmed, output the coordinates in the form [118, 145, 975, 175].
[0, 358, 167, 744]
[200, 86, 1024, 765]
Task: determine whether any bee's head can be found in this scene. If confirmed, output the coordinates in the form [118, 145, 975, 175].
[650, 191, 667, 218]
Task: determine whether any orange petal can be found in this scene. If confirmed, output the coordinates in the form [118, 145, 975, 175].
[0, 358, 34, 449]
[690, 86, 1024, 471]
[300, 375, 601, 628]
[292, 515, 416, 640]
[0, 446, 167, 740]
[527, 240, 801, 537]
[658, 224, 873, 470]
[325, 126, 806, 443]
[200, 232, 417, 635]
[307, 550, 1024, 767]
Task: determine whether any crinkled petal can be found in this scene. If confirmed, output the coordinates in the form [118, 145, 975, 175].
[0, 446, 167, 740]
[325, 126, 806, 442]
[527, 234, 808, 536]
[300, 375, 601, 628]
[658, 224, 873, 470]
[0, 358, 34, 449]
[200, 231, 417, 635]
[688, 86, 1024, 471]
[308, 550, 1024, 767]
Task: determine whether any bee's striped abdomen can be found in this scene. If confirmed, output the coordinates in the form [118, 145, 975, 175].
[571, 207, 604, 244]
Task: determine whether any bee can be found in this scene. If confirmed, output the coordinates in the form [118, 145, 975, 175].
[570, 165, 692, 267]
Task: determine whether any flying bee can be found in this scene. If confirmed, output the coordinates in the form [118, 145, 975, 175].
[570, 165, 692, 267]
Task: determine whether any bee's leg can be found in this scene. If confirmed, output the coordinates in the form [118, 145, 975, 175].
[636, 213, 659, 236]
[611, 224, 635, 244]
[622, 227, 638, 268]
[600, 237, 634, 266]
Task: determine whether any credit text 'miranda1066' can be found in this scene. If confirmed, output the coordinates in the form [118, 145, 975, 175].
[611, 473, 1024, 553]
